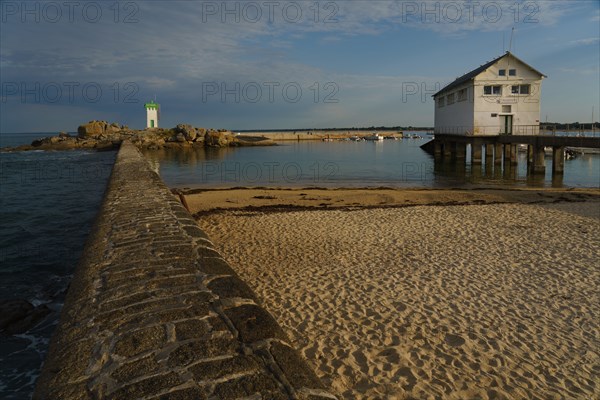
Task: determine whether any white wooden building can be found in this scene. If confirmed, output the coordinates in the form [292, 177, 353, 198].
[433, 52, 546, 136]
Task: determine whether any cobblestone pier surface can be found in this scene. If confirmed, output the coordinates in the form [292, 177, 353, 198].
[34, 142, 335, 400]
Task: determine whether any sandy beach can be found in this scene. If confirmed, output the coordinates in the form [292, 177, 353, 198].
[185, 188, 600, 399]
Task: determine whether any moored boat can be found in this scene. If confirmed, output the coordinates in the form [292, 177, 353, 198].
[365, 133, 384, 141]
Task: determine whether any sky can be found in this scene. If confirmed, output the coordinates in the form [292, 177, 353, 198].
[0, 0, 599, 132]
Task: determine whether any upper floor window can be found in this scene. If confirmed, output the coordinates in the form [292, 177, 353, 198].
[447, 93, 455, 105]
[511, 84, 530, 95]
[499, 69, 506, 76]
[437, 97, 445, 107]
[457, 88, 467, 101]
[484, 85, 502, 95]
[509, 69, 516, 76]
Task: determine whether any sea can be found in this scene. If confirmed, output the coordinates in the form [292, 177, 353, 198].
[141, 132, 600, 189]
[0, 131, 599, 399]
[0, 133, 115, 399]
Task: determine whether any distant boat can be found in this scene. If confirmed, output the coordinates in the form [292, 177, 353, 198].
[349, 135, 363, 141]
[365, 133, 384, 141]
[567, 147, 599, 155]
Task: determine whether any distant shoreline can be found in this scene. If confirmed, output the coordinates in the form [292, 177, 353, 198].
[237, 129, 432, 141]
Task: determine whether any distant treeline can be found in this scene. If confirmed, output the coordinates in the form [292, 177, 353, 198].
[541, 122, 599, 130]
[238, 122, 600, 133]
[238, 126, 433, 132]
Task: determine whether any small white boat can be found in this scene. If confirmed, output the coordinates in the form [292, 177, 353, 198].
[365, 133, 384, 141]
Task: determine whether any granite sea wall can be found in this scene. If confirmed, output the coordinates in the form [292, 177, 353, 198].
[34, 141, 334, 399]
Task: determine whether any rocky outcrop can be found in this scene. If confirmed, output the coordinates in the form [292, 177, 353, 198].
[1, 122, 276, 152]
[205, 130, 235, 147]
[0, 299, 51, 335]
[77, 120, 123, 138]
[174, 124, 203, 142]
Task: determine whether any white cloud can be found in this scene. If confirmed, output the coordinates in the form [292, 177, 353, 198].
[557, 66, 600, 75]
[143, 77, 178, 89]
[569, 37, 600, 46]
[294, 0, 575, 35]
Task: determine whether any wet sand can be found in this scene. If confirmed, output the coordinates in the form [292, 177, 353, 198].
[185, 188, 600, 399]
[182, 187, 600, 217]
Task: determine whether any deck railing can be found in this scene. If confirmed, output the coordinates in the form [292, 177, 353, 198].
[434, 125, 540, 136]
[435, 126, 600, 137]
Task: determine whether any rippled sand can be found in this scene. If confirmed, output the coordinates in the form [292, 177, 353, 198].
[197, 200, 599, 399]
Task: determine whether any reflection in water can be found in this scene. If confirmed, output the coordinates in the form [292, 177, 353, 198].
[142, 138, 600, 189]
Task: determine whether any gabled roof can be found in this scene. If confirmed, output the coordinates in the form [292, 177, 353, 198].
[432, 51, 546, 97]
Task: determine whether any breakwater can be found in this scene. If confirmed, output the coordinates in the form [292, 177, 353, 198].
[242, 130, 412, 140]
[34, 142, 335, 399]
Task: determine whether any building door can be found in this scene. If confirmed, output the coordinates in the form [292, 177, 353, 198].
[150, 120, 155, 128]
[500, 115, 513, 135]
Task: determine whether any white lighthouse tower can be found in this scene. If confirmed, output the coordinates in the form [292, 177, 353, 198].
[145, 101, 160, 128]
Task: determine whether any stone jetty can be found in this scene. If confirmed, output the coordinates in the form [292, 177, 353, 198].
[34, 142, 334, 399]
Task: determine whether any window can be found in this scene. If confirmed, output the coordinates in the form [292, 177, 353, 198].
[502, 105, 512, 113]
[511, 84, 530, 95]
[499, 69, 506, 76]
[484, 85, 502, 95]
[437, 97, 445, 107]
[509, 69, 516, 76]
[458, 88, 467, 101]
[447, 93, 455, 105]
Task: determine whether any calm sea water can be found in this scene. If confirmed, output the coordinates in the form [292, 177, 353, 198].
[142, 133, 600, 189]
[0, 133, 115, 399]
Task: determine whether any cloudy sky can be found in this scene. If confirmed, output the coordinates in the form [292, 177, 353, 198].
[1, 0, 598, 132]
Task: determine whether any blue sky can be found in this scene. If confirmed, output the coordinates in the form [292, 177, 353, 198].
[0, 0, 598, 132]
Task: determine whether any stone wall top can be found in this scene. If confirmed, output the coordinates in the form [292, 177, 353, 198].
[34, 141, 335, 399]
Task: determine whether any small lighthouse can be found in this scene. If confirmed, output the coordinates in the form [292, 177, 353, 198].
[145, 101, 160, 128]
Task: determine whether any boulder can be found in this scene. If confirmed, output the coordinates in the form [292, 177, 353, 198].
[95, 141, 119, 151]
[205, 130, 234, 147]
[175, 124, 197, 141]
[107, 123, 121, 133]
[78, 120, 108, 138]
[0, 299, 51, 335]
[78, 120, 122, 138]
[194, 128, 206, 142]
[31, 137, 53, 146]
[58, 131, 70, 138]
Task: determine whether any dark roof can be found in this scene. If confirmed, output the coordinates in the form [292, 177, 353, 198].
[432, 52, 546, 97]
